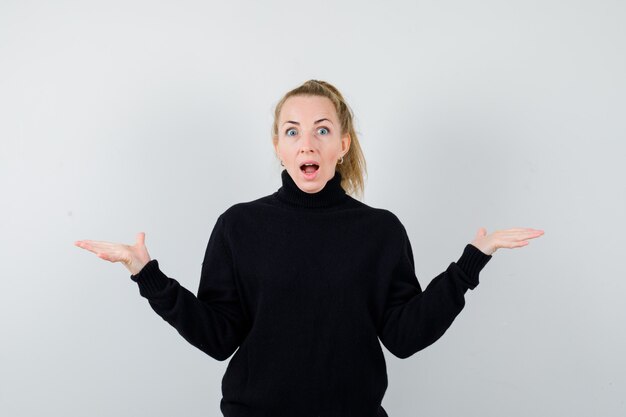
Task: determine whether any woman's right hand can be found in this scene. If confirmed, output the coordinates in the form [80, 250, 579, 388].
[74, 232, 152, 276]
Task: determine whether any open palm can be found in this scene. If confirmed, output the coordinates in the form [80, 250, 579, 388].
[75, 232, 151, 275]
[471, 227, 544, 256]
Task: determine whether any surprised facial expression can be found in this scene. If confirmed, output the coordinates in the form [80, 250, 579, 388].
[274, 95, 350, 194]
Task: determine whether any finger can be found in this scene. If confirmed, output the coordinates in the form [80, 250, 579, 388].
[76, 239, 108, 245]
[517, 230, 544, 239]
[97, 253, 124, 263]
[75, 241, 100, 253]
[77, 241, 127, 256]
[516, 241, 530, 247]
[499, 240, 529, 249]
[505, 235, 541, 244]
[498, 235, 538, 248]
[74, 238, 130, 263]
[502, 228, 542, 234]
[498, 230, 544, 240]
[76, 239, 115, 249]
[97, 249, 127, 263]
[524, 232, 544, 240]
[520, 228, 544, 234]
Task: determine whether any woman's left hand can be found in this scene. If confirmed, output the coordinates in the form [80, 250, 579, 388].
[471, 227, 544, 256]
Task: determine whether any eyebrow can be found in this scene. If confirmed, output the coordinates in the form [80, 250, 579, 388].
[282, 118, 333, 127]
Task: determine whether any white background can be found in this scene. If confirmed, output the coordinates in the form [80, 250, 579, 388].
[1, 0, 624, 416]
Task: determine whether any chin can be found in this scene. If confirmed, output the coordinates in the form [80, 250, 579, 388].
[301, 182, 324, 194]
[298, 174, 326, 193]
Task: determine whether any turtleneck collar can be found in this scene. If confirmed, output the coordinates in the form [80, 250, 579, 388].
[274, 169, 348, 209]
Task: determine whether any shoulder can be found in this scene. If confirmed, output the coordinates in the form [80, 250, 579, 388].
[344, 198, 407, 238]
[216, 194, 275, 224]
[373, 207, 407, 239]
[368, 205, 403, 226]
[349, 196, 402, 222]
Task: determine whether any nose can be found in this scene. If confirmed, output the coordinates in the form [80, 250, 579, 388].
[299, 131, 315, 152]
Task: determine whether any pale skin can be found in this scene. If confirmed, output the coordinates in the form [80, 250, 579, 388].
[75, 94, 545, 274]
[274, 95, 351, 194]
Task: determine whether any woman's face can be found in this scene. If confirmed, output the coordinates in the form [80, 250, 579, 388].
[274, 95, 350, 194]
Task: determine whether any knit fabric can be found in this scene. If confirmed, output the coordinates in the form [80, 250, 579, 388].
[130, 169, 492, 417]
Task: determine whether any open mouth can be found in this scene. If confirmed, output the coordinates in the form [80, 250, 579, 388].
[300, 163, 319, 174]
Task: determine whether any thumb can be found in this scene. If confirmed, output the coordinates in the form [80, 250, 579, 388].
[475, 227, 487, 239]
[136, 232, 145, 246]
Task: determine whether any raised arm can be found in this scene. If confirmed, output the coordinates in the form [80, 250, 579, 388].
[75, 214, 250, 361]
[377, 224, 543, 359]
[129, 214, 250, 361]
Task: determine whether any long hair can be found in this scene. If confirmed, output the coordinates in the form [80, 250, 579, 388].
[271, 80, 367, 199]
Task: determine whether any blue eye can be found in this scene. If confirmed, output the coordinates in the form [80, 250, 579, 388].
[285, 126, 330, 137]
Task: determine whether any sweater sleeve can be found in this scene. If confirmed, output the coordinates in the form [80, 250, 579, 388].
[129, 214, 250, 361]
[377, 226, 492, 359]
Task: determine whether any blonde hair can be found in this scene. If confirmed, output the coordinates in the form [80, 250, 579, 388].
[271, 79, 367, 200]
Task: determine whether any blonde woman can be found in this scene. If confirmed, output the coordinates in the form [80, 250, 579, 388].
[75, 80, 544, 417]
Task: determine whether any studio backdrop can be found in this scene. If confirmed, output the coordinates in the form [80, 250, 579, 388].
[1, 0, 624, 416]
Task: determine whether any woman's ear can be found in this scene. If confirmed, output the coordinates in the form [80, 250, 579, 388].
[273, 140, 280, 160]
[342, 133, 351, 153]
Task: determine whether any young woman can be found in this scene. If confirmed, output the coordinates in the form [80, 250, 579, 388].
[75, 80, 544, 417]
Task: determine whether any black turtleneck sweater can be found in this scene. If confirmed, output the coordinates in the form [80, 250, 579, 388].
[130, 169, 492, 417]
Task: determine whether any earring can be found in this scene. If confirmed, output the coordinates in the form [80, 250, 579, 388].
[337, 156, 344, 165]
[280, 160, 284, 166]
